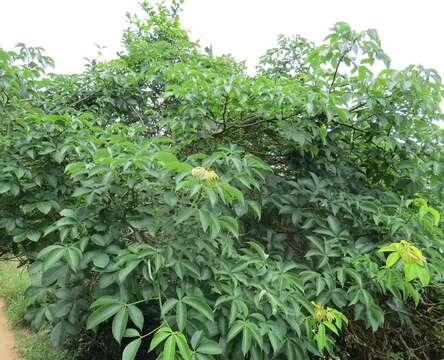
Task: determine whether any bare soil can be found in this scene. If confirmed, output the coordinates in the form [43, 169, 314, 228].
[0, 299, 18, 360]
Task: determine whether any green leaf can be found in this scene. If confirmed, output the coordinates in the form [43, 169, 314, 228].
[241, 325, 252, 355]
[379, 243, 400, 253]
[182, 296, 213, 321]
[163, 191, 178, 207]
[227, 321, 243, 342]
[208, 212, 221, 239]
[428, 207, 440, 226]
[155, 151, 191, 172]
[176, 333, 191, 360]
[191, 330, 203, 349]
[163, 334, 176, 360]
[154, 151, 178, 164]
[118, 260, 141, 283]
[91, 295, 120, 308]
[365, 304, 384, 332]
[404, 262, 418, 282]
[386, 252, 400, 268]
[248, 322, 262, 349]
[87, 303, 123, 330]
[27, 230, 41, 242]
[219, 215, 239, 237]
[50, 322, 64, 347]
[404, 262, 430, 286]
[198, 209, 210, 232]
[0, 182, 11, 194]
[36, 202, 52, 214]
[327, 216, 340, 235]
[149, 328, 171, 352]
[246, 241, 268, 260]
[122, 338, 141, 360]
[65, 247, 81, 271]
[248, 201, 261, 219]
[336, 268, 346, 287]
[197, 341, 223, 355]
[128, 217, 152, 229]
[124, 328, 140, 338]
[315, 323, 327, 351]
[175, 207, 196, 224]
[222, 183, 245, 204]
[416, 266, 430, 286]
[43, 248, 66, 271]
[323, 320, 338, 335]
[161, 298, 178, 316]
[205, 187, 218, 207]
[128, 305, 144, 330]
[112, 307, 128, 343]
[93, 253, 110, 268]
[176, 301, 187, 331]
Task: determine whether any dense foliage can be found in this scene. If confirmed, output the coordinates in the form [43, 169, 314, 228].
[1, 2, 444, 359]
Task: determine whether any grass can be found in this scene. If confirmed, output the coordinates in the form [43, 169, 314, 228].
[0, 261, 70, 360]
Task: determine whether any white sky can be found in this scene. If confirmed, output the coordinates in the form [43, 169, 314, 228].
[0, 0, 443, 79]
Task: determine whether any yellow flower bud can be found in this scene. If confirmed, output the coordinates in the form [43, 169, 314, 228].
[203, 170, 219, 182]
[191, 167, 219, 183]
[191, 167, 207, 177]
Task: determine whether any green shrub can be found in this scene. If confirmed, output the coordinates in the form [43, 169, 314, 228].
[1, 1, 444, 359]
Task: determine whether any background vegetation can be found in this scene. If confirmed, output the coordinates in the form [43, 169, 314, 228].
[0, 262, 69, 360]
[1, 1, 444, 359]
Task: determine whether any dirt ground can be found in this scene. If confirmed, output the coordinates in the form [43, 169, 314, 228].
[0, 299, 18, 360]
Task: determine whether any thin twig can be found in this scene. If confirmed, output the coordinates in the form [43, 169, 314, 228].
[221, 95, 229, 131]
[329, 48, 351, 94]
[129, 104, 144, 123]
[332, 119, 366, 133]
[69, 88, 102, 107]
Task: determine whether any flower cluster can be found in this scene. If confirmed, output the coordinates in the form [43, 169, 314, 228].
[191, 166, 219, 183]
[313, 302, 334, 323]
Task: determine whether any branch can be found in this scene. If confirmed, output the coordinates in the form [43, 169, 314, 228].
[129, 104, 144, 123]
[349, 102, 368, 113]
[221, 95, 229, 130]
[213, 111, 301, 137]
[69, 88, 102, 107]
[331, 119, 366, 133]
[328, 48, 351, 94]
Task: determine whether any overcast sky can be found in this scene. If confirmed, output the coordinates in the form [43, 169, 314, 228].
[0, 0, 443, 78]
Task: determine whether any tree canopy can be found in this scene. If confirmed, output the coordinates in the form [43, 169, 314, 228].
[1, 2, 444, 359]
